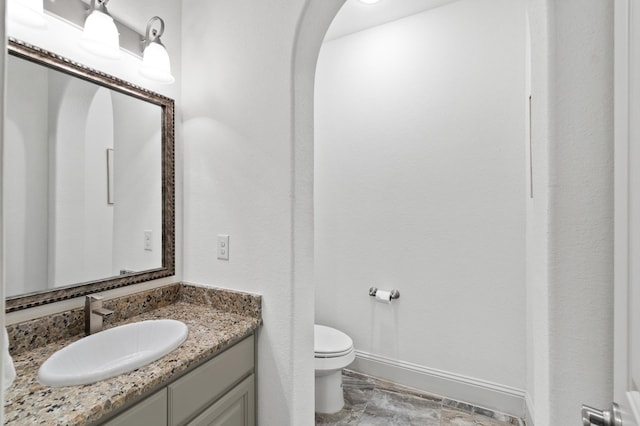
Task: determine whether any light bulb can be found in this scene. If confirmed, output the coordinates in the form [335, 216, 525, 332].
[359, 0, 381, 4]
[139, 41, 175, 84]
[80, 9, 121, 60]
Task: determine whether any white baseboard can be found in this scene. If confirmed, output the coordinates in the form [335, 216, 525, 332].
[351, 350, 526, 418]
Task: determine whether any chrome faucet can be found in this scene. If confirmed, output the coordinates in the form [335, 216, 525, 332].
[85, 295, 114, 335]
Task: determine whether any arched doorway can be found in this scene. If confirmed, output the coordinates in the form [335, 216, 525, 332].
[291, 0, 614, 425]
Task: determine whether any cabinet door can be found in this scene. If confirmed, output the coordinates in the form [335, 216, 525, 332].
[103, 388, 167, 426]
[169, 337, 254, 426]
[187, 374, 255, 426]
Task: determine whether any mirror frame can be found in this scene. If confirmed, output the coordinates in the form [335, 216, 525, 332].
[5, 38, 175, 312]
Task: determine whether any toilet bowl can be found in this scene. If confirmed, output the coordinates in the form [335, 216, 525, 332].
[314, 324, 355, 414]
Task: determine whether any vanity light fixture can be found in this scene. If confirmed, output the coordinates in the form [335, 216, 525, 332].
[8, 0, 47, 29]
[139, 17, 175, 84]
[39, 0, 175, 84]
[79, 0, 121, 60]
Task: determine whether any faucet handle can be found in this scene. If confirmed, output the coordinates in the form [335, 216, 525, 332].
[85, 294, 113, 316]
[93, 307, 114, 317]
[87, 294, 104, 302]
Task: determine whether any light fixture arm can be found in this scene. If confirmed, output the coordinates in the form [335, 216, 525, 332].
[144, 16, 166, 47]
[89, 0, 111, 15]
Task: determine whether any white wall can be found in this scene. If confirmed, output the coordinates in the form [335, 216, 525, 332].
[315, 0, 526, 396]
[526, 0, 614, 424]
[525, 3, 551, 422]
[181, 1, 327, 424]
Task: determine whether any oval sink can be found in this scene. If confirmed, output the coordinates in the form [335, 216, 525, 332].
[38, 319, 188, 387]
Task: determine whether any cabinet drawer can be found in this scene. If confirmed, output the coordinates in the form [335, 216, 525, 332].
[169, 337, 254, 426]
[103, 388, 167, 426]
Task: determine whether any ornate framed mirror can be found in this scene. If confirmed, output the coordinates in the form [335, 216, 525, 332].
[5, 38, 175, 312]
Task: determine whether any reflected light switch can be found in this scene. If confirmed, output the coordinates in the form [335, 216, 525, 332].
[144, 230, 152, 251]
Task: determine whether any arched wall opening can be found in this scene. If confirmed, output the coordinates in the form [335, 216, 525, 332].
[313, 0, 527, 416]
[292, 0, 613, 425]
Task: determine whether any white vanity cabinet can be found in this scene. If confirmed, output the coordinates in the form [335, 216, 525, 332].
[102, 335, 255, 426]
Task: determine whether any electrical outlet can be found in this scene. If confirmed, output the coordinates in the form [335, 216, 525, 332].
[217, 235, 230, 260]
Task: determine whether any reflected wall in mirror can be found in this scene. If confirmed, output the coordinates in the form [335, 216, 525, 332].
[5, 38, 175, 312]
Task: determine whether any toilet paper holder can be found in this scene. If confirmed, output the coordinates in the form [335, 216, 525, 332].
[369, 287, 400, 300]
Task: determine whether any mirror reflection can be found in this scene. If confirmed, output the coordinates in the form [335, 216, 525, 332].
[4, 40, 174, 307]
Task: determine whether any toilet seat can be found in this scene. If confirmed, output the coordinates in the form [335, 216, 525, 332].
[314, 325, 355, 372]
[314, 325, 353, 358]
[314, 324, 355, 414]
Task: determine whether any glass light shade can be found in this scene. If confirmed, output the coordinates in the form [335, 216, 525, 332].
[359, 0, 381, 3]
[8, 0, 47, 29]
[80, 10, 121, 60]
[139, 42, 175, 84]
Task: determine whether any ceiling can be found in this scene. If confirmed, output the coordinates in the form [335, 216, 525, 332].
[324, 0, 460, 41]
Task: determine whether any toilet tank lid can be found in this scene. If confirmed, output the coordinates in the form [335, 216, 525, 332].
[314, 324, 353, 354]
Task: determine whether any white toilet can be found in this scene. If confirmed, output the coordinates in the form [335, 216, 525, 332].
[314, 324, 355, 414]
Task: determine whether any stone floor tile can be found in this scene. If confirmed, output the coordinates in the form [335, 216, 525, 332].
[343, 383, 376, 409]
[442, 408, 515, 426]
[443, 398, 475, 414]
[315, 409, 363, 426]
[359, 388, 441, 426]
[315, 371, 523, 426]
[343, 369, 376, 384]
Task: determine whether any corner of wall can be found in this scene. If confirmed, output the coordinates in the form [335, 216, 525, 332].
[525, 392, 535, 426]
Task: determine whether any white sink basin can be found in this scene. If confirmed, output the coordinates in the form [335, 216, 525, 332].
[37, 319, 188, 387]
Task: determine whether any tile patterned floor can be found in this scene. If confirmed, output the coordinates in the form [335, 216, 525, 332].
[315, 370, 524, 426]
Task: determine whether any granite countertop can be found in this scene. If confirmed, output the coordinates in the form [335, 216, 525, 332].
[4, 300, 261, 425]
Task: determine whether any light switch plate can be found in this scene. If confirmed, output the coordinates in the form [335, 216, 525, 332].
[217, 235, 230, 260]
